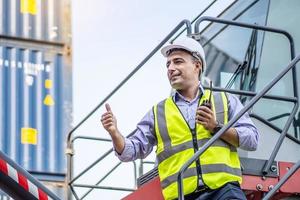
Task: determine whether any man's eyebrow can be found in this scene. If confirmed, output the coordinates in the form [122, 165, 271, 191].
[173, 57, 185, 62]
[166, 57, 185, 66]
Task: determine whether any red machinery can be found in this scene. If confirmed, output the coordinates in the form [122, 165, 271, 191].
[123, 160, 300, 200]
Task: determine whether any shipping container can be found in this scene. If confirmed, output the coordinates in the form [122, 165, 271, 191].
[0, 0, 72, 198]
[0, 0, 67, 42]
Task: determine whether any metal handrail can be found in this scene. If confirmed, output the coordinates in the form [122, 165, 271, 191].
[268, 113, 292, 122]
[70, 185, 80, 200]
[72, 184, 135, 192]
[195, 16, 298, 175]
[0, 151, 61, 200]
[139, 160, 156, 177]
[178, 54, 300, 199]
[172, 0, 257, 43]
[195, 16, 295, 56]
[263, 101, 297, 175]
[262, 160, 300, 200]
[68, 133, 137, 199]
[69, 147, 112, 185]
[204, 86, 298, 103]
[69, 136, 115, 185]
[79, 162, 129, 199]
[194, 16, 297, 96]
[170, 0, 235, 42]
[201, 0, 260, 47]
[72, 136, 112, 143]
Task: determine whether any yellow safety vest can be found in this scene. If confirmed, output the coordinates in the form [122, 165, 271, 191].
[153, 90, 242, 200]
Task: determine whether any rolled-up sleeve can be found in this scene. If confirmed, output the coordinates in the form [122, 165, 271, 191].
[115, 109, 157, 162]
[228, 94, 259, 151]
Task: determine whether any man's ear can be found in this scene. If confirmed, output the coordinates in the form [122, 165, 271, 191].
[197, 61, 202, 75]
[197, 62, 204, 81]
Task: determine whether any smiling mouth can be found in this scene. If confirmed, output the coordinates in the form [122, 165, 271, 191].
[170, 75, 179, 81]
[170, 72, 181, 80]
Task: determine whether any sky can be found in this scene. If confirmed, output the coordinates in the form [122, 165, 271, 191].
[71, 0, 233, 199]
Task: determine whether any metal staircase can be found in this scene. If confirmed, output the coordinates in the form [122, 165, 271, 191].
[122, 17, 300, 200]
[3, 0, 300, 199]
[65, 2, 300, 200]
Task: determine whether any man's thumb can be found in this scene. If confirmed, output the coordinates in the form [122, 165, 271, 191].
[105, 103, 112, 112]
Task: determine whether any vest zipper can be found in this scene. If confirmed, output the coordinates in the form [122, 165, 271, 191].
[171, 92, 204, 188]
[191, 128, 202, 187]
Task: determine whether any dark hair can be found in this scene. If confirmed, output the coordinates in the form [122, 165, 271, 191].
[166, 48, 192, 57]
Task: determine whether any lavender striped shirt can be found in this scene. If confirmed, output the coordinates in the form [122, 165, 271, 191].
[115, 85, 259, 162]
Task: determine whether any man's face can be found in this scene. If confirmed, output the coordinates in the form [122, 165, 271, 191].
[166, 50, 201, 90]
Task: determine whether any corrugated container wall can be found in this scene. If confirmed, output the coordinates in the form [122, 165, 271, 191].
[0, 0, 72, 179]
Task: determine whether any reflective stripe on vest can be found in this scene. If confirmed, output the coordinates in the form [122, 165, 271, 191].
[154, 90, 242, 200]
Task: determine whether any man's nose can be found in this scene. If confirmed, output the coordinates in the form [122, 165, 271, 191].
[168, 62, 176, 72]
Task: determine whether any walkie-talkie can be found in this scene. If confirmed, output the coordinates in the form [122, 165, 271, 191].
[201, 81, 212, 109]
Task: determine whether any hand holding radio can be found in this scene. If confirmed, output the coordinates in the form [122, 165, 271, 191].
[196, 81, 218, 133]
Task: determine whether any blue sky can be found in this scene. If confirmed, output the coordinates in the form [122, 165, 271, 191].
[72, 0, 232, 199]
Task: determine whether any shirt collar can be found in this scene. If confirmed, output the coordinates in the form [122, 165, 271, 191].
[172, 82, 204, 103]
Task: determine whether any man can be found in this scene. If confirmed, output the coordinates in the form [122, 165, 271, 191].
[101, 36, 259, 200]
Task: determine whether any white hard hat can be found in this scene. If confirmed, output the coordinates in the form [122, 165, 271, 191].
[161, 36, 206, 69]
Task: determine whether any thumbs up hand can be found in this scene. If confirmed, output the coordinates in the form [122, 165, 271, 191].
[101, 103, 118, 137]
